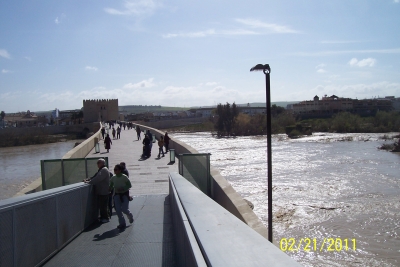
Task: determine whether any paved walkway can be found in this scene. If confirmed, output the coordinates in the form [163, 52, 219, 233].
[44, 127, 178, 266]
[88, 127, 178, 195]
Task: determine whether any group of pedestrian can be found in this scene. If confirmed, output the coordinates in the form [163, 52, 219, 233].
[101, 122, 171, 158]
[141, 130, 170, 159]
[84, 159, 133, 230]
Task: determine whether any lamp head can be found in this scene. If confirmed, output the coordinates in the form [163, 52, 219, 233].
[250, 64, 271, 74]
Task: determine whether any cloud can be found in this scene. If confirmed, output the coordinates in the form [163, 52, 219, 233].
[25, 56, 32, 61]
[123, 78, 156, 88]
[2, 69, 11, 74]
[43, 81, 241, 108]
[235, 18, 300, 33]
[394, 0, 399, 3]
[205, 82, 218, 86]
[0, 49, 11, 59]
[55, 13, 66, 24]
[293, 48, 400, 57]
[104, 0, 162, 16]
[320, 40, 364, 44]
[163, 18, 298, 38]
[348, 58, 376, 67]
[287, 81, 400, 101]
[163, 28, 262, 38]
[163, 29, 216, 38]
[315, 64, 326, 73]
[85, 66, 98, 71]
[39, 91, 75, 102]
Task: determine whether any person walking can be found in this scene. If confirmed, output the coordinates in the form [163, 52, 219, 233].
[120, 162, 129, 177]
[104, 134, 112, 153]
[164, 132, 170, 152]
[142, 134, 151, 158]
[112, 127, 116, 139]
[84, 159, 110, 223]
[101, 127, 105, 139]
[117, 126, 121, 139]
[157, 136, 165, 158]
[147, 130, 153, 151]
[136, 126, 141, 140]
[110, 164, 134, 229]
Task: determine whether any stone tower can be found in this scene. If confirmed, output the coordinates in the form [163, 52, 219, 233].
[83, 99, 119, 123]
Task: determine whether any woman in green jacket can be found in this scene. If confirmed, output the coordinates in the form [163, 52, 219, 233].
[110, 164, 134, 229]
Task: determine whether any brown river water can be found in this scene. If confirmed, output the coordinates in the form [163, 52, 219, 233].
[171, 132, 400, 267]
[0, 140, 78, 200]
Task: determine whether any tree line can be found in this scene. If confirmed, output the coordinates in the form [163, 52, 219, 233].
[213, 102, 400, 137]
[213, 102, 294, 136]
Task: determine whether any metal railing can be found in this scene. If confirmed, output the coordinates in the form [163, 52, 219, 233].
[178, 153, 211, 196]
[0, 183, 98, 267]
[41, 157, 109, 190]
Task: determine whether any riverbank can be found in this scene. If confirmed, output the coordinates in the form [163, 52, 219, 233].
[165, 111, 400, 139]
[0, 140, 80, 200]
[0, 123, 99, 147]
[0, 133, 79, 147]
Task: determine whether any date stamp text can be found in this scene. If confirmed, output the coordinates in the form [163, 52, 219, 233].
[280, 238, 357, 252]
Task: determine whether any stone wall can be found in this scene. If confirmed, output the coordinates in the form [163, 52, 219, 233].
[83, 99, 119, 123]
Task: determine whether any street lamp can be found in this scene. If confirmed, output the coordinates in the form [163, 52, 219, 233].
[250, 64, 273, 243]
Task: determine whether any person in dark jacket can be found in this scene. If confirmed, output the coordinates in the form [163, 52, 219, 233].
[104, 134, 112, 153]
[120, 162, 129, 177]
[142, 134, 151, 158]
[147, 130, 153, 150]
[136, 126, 141, 140]
[164, 132, 170, 152]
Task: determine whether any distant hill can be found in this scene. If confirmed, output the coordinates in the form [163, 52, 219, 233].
[32, 102, 300, 116]
[119, 105, 188, 113]
[188, 102, 299, 109]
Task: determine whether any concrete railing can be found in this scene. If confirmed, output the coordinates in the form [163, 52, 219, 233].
[0, 183, 98, 267]
[62, 122, 102, 159]
[169, 172, 301, 266]
[169, 174, 207, 267]
[135, 123, 268, 239]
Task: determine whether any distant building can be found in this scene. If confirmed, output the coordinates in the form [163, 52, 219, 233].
[193, 107, 214, 117]
[4, 110, 39, 127]
[292, 95, 393, 118]
[83, 99, 119, 123]
[377, 96, 400, 111]
[239, 106, 266, 115]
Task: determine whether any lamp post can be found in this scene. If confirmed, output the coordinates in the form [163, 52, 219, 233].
[250, 64, 273, 243]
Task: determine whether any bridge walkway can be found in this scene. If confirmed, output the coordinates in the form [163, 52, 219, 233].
[44, 127, 178, 266]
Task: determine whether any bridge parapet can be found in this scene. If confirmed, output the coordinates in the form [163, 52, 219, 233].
[169, 172, 301, 266]
[0, 183, 97, 267]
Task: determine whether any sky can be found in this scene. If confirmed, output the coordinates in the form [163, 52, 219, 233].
[1, 0, 400, 113]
